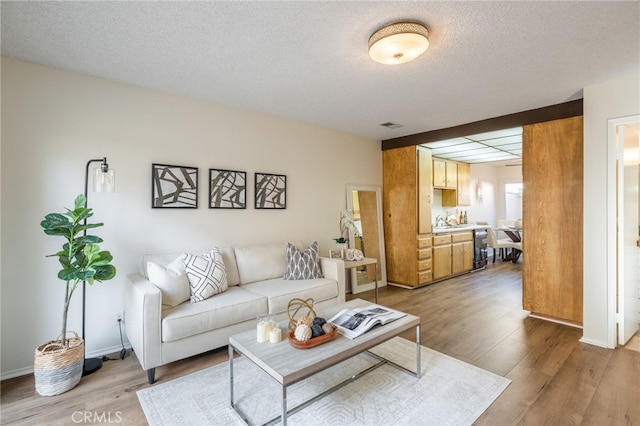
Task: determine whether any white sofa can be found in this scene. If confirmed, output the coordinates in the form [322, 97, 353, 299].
[125, 241, 345, 384]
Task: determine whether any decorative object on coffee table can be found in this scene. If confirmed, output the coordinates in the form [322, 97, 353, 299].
[287, 325, 337, 349]
[286, 298, 316, 330]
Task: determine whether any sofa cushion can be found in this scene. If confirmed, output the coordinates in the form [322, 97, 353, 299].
[161, 287, 267, 342]
[182, 249, 228, 303]
[140, 247, 240, 286]
[146, 257, 190, 307]
[283, 241, 323, 280]
[234, 242, 288, 284]
[242, 277, 339, 315]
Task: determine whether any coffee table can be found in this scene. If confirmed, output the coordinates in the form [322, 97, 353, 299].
[228, 298, 421, 425]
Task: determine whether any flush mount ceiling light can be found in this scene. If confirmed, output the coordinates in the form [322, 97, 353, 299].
[368, 21, 429, 65]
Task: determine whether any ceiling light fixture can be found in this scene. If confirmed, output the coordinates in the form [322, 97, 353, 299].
[368, 21, 429, 65]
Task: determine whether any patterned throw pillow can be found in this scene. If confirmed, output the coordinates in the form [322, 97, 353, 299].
[283, 241, 324, 280]
[181, 249, 228, 303]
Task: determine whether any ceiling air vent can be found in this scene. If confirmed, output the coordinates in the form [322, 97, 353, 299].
[380, 122, 404, 129]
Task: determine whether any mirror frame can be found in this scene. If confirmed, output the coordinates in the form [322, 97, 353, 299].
[346, 183, 387, 293]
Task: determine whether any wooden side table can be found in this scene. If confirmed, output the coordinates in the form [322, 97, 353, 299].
[343, 257, 378, 303]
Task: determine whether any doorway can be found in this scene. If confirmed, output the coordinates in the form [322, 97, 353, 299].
[504, 182, 523, 221]
[608, 115, 640, 346]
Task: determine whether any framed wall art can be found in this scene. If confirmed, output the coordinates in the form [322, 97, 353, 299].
[209, 168, 246, 209]
[255, 173, 286, 209]
[152, 163, 198, 208]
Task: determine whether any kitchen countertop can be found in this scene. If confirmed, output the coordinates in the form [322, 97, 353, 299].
[432, 224, 488, 234]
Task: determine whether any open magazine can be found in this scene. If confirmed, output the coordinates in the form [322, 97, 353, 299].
[328, 304, 406, 339]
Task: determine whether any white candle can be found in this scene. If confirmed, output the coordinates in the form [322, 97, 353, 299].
[257, 319, 269, 343]
[267, 319, 277, 335]
[269, 327, 282, 343]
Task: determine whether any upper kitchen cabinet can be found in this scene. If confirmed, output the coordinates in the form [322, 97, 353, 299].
[432, 159, 457, 189]
[456, 162, 471, 206]
[442, 161, 471, 207]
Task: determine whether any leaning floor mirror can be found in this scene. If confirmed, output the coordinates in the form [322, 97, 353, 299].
[346, 184, 387, 294]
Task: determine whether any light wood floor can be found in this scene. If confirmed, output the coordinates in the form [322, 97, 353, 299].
[2, 261, 639, 425]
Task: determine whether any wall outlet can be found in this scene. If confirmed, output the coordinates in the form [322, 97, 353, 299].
[115, 311, 124, 326]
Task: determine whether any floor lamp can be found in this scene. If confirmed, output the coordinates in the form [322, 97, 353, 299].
[82, 157, 115, 376]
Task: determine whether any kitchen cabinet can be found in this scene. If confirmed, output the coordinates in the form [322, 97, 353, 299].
[433, 159, 457, 189]
[433, 231, 474, 279]
[382, 145, 433, 287]
[456, 162, 471, 206]
[432, 234, 452, 279]
[522, 116, 583, 326]
[437, 159, 470, 207]
[451, 232, 473, 274]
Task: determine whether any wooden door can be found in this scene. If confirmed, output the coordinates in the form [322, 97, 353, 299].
[433, 244, 452, 279]
[522, 116, 583, 325]
[457, 162, 471, 206]
[462, 241, 474, 271]
[445, 161, 457, 189]
[451, 243, 465, 274]
[433, 159, 447, 187]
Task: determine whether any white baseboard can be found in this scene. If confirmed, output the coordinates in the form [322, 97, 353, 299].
[578, 336, 612, 349]
[1, 343, 132, 381]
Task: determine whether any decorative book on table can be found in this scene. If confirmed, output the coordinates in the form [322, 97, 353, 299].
[328, 304, 406, 339]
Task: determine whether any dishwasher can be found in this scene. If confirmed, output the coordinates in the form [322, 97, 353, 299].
[473, 229, 488, 269]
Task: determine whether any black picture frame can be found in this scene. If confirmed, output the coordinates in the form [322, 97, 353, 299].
[209, 169, 246, 209]
[255, 173, 286, 209]
[151, 163, 198, 208]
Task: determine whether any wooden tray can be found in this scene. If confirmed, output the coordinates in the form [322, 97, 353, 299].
[287, 327, 338, 349]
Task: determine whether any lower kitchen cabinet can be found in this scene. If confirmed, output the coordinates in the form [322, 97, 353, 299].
[452, 241, 473, 274]
[432, 234, 452, 280]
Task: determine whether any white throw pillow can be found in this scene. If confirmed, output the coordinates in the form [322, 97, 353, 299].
[146, 257, 191, 307]
[283, 241, 324, 280]
[181, 248, 228, 303]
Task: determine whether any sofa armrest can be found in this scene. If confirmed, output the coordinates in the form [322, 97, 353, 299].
[124, 273, 163, 371]
[319, 257, 346, 304]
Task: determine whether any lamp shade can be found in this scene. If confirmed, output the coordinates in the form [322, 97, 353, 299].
[368, 22, 429, 65]
[93, 167, 115, 192]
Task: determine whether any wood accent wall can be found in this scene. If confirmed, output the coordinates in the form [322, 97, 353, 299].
[522, 116, 584, 325]
[382, 146, 418, 286]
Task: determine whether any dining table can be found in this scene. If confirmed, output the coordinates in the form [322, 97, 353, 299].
[497, 227, 523, 262]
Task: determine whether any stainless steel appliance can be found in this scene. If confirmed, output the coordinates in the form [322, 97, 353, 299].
[473, 229, 488, 269]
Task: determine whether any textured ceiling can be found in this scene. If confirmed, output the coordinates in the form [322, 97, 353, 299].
[1, 1, 639, 147]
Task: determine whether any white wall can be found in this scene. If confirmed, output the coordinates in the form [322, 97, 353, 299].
[583, 73, 640, 347]
[0, 57, 381, 377]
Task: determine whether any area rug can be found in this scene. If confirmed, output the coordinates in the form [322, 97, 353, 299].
[137, 337, 510, 426]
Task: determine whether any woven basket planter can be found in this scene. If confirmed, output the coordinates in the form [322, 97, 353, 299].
[34, 331, 84, 396]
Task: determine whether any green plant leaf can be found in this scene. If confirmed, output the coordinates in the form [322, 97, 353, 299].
[93, 265, 116, 281]
[75, 235, 103, 245]
[43, 194, 117, 339]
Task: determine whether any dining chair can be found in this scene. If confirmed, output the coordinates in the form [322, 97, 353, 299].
[486, 227, 522, 263]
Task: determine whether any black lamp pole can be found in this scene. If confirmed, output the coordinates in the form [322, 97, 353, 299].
[82, 157, 111, 376]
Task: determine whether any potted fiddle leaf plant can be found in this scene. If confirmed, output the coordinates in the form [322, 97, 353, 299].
[35, 194, 116, 396]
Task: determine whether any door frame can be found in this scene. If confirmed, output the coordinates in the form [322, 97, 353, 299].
[606, 114, 640, 347]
